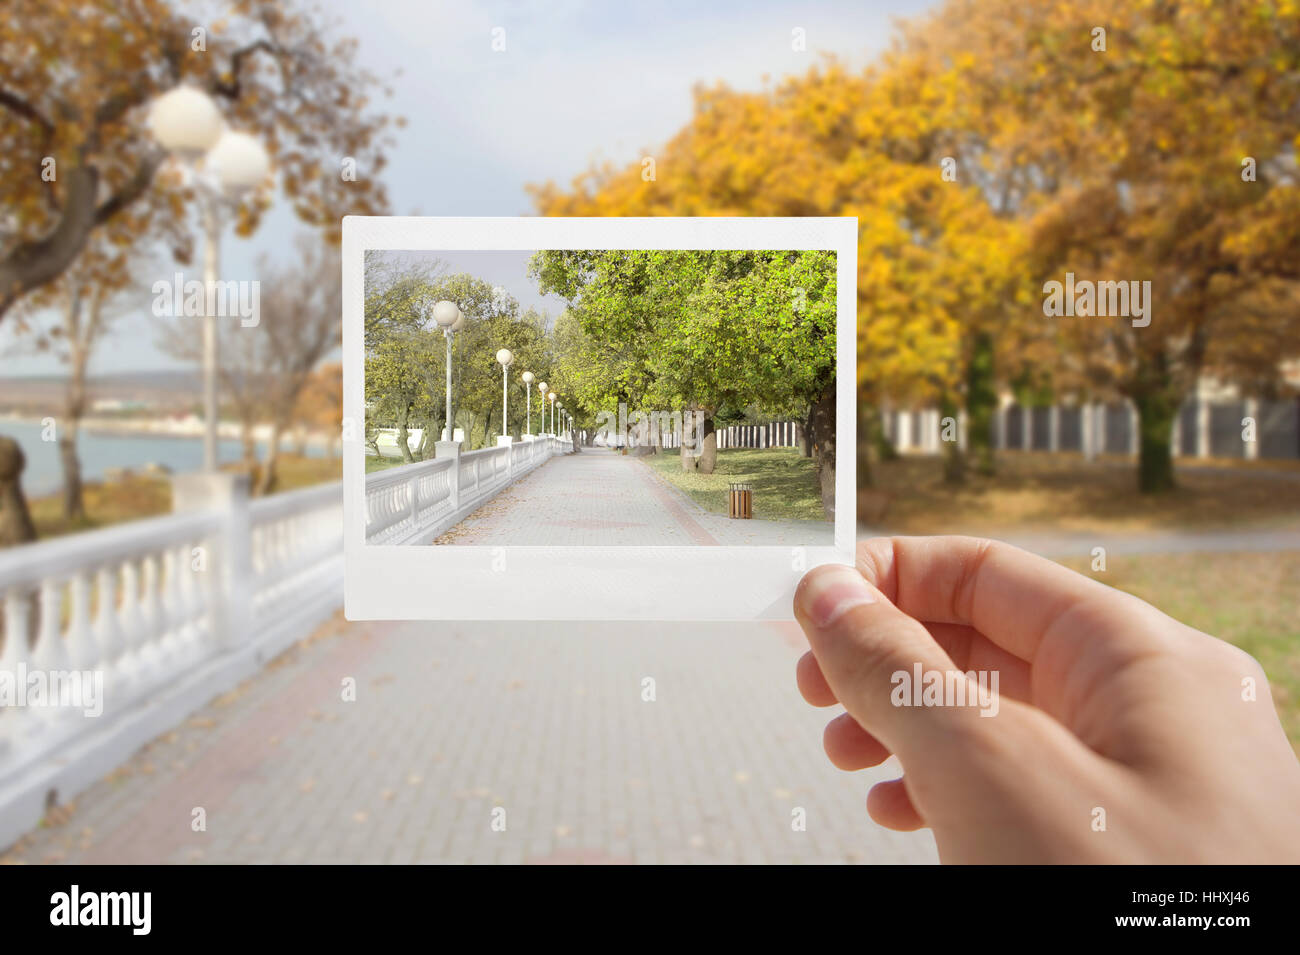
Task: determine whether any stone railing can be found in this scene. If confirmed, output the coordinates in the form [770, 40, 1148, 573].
[0, 478, 342, 849]
[365, 435, 571, 545]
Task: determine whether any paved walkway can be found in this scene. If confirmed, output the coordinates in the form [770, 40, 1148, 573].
[436, 447, 834, 546]
[1, 616, 936, 865]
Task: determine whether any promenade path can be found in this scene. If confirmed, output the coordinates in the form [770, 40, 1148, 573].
[436, 447, 835, 546]
[2, 615, 937, 865]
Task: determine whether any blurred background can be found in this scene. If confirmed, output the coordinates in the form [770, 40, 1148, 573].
[0, 0, 1296, 864]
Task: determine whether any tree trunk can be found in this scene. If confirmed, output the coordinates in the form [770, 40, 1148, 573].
[61, 391, 86, 521]
[257, 423, 282, 496]
[0, 436, 37, 546]
[1133, 388, 1179, 494]
[680, 407, 698, 472]
[417, 416, 439, 460]
[866, 405, 898, 464]
[59, 428, 85, 520]
[799, 413, 813, 457]
[965, 331, 997, 476]
[396, 400, 414, 463]
[696, 416, 718, 474]
[857, 401, 873, 488]
[808, 379, 836, 520]
[241, 421, 257, 468]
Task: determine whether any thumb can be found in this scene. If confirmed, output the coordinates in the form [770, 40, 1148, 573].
[793, 563, 995, 758]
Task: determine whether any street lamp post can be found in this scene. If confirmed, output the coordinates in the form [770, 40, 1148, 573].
[521, 371, 535, 436]
[148, 86, 270, 472]
[538, 382, 549, 435]
[549, 392, 557, 436]
[431, 301, 466, 453]
[496, 348, 514, 446]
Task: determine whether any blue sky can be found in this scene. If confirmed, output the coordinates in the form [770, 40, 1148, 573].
[4, 0, 934, 375]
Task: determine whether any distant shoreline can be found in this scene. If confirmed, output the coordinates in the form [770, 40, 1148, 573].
[0, 412, 333, 447]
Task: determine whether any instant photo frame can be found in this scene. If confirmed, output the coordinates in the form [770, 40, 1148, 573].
[343, 216, 857, 620]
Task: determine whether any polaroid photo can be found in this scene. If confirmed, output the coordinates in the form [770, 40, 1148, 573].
[343, 216, 857, 620]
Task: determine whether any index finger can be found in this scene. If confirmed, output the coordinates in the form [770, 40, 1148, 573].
[854, 536, 1153, 664]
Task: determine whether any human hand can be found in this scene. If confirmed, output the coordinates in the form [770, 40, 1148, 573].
[793, 536, 1300, 863]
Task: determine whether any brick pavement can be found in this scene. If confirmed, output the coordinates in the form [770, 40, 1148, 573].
[1, 614, 937, 865]
[438, 447, 834, 546]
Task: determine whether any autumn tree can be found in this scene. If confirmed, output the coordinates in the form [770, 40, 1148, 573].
[159, 237, 340, 493]
[295, 362, 343, 457]
[901, 0, 1300, 492]
[530, 62, 1027, 489]
[7, 234, 144, 519]
[0, 0, 393, 316]
[0, 0, 394, 538]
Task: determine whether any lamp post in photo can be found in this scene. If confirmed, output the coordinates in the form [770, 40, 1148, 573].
[549, 391, 557, 436]
[496, 348, 514, 446]
[521, 371, 535, 438]
[147, 86, 270, 472]
[538, 382, 549, 435]
[431, 300, 466, 456]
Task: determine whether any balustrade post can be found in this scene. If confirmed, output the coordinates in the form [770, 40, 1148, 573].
[1, 593, 33, 756]
[68, 572, 95, 671]
[171, 472, 251, 652]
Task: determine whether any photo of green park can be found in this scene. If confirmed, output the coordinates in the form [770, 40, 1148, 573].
[362, 248, 839, 546]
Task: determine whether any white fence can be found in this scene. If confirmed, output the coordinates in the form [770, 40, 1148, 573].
[365, 435, 572, 545]
[612, 420, 803, 450]
[0, 479, 342, 849]
[716, 421, 801, 450]
[884, 397, 1300, 461]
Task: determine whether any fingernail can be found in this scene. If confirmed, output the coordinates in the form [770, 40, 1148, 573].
[798, 565, 878, 628]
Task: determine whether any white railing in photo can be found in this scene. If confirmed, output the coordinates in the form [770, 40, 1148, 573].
[0, 478, 342, 850]
[715, 420, 802, 450]
[364, 435, 571, 545]
[638, 420, 803, 450]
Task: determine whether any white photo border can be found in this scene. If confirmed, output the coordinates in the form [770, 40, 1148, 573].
[343, 216, 857, 621]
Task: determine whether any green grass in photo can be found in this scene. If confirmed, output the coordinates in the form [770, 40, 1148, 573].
[640, 447, 827, 522]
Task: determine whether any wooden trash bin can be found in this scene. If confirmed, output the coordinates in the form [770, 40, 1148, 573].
[728, 482, 753, 519]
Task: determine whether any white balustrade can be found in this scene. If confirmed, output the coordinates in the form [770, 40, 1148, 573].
[364, 436, 568, 545]
[0, 480, 343, 849]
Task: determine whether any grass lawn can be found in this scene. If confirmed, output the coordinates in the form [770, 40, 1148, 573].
[640, 447, 828, 522]
[365, 454, 412, 474]
[1059, 550, 1300, 752]
[869, 451, 1300, 536]
[28, 453, 341, 541]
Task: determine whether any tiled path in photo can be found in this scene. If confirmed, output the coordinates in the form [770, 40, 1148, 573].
[2, 615, 938, 865]
[435, 447, 834, 546]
